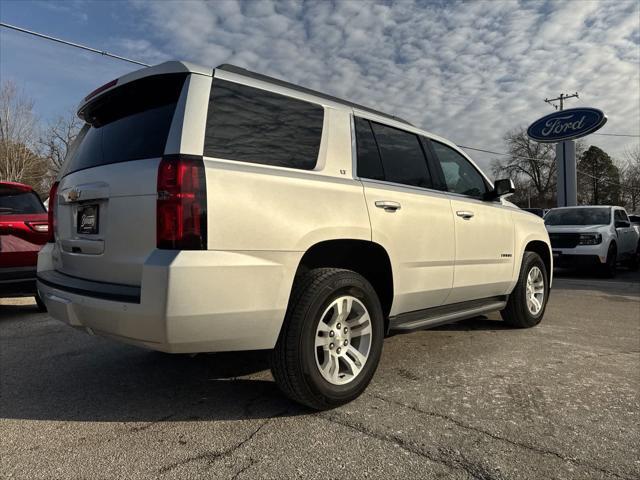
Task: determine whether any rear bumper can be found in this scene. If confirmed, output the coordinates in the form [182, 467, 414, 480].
[0, 266, 37, 297]
[37, 245, 301, 353]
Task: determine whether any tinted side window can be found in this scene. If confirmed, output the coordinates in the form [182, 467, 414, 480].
[204, 79, 324, 170]
[354, 117, 384, 180]
[370, 122, 432, 188]
[431, 141, 487, 198]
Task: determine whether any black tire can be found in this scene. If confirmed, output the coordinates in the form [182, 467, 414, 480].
[600, 243, 617, 278]
[501, 252, 549, 328]
[270, 268, 384, 410]
[35, 293, 47, 312]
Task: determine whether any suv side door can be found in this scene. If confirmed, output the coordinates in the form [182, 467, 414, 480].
[354, 116, 455, 315]
[428, 140, 515, 304]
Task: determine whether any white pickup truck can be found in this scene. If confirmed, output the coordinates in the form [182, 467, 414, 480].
[545, 206, 639, 277]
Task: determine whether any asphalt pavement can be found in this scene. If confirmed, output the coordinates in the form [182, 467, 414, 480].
[1, 269, 639, 479]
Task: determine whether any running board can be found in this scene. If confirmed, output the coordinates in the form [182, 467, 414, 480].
[389, 296, 508, 332]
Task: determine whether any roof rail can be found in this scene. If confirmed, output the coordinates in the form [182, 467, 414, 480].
[216, 64, 412, 126]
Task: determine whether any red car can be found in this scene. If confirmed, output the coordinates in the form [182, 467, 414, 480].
[0, 181, 49, 310]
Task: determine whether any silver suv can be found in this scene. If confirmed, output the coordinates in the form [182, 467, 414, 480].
[38, 62, 552, 409]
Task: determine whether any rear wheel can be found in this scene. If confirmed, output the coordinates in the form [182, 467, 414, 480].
[270, 268, 384, 410]
[501, 252, 549, 328]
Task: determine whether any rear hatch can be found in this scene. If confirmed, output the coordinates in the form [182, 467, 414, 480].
[0, 185, 48, 268]
[52, 73, 189, 286]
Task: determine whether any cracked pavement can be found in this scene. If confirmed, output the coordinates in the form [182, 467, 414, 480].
[1, 270, 639, 479]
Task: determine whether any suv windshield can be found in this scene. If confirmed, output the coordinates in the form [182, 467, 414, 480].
[544, 208, 611, 226]
[0, 190, 45, 215]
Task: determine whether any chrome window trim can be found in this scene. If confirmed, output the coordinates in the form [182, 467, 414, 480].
[359, 177, 450, 200]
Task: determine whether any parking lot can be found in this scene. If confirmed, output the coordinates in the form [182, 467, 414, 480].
[1, 270, 638, 480]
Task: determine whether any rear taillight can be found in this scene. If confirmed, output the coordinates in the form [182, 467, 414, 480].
[157, 156, 207, 250]
[26, 221, 49, 233]
[47, 182, 59, 243]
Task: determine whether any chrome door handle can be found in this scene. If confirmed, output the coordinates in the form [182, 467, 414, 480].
[456, 210, 474, 219]
[375, 201, 401, 212]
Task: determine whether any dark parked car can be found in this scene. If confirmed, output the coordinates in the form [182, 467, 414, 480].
[0, 181, 49, 309]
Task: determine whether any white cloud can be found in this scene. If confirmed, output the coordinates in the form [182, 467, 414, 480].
[121, 0, 639, 170]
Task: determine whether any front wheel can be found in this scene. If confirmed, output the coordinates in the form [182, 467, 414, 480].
[501, 252, 549, 328]
[270, 268, 384, 410]
[600, 243, 617, 278]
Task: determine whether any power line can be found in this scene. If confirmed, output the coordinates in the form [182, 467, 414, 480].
[0, 22, 149, 67]
[593, 133, 640, 137]
[458, 145, 544, 162]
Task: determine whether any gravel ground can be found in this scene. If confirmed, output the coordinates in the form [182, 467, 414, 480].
[1, 270, 638, 479]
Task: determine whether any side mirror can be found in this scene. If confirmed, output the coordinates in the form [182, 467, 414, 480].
[487, 178, 515, 200]
[615, 221, 630, 229]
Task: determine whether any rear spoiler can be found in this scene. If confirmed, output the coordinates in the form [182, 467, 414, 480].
[76, 61, 212, 118]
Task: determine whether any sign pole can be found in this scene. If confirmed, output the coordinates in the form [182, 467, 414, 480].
[556, 140, 577, 207]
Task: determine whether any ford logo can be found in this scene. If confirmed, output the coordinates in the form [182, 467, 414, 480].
[527, 107, 607, 143]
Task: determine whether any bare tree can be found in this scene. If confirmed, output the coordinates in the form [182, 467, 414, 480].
[492, 127, 557, 208]
[619, 145, 640, 212]
[41, 110, 82, 184]
[0, 81, 46, 185]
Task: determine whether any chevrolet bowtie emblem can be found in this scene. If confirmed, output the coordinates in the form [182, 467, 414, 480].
[68, 189, 81, 201]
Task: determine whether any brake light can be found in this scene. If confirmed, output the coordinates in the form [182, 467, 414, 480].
[84, 78, 117, 101]
[157, 156, 207, 250]
[47, 182, 59, 243]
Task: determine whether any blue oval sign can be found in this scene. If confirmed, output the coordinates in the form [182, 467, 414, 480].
[527, 107, 607, 143]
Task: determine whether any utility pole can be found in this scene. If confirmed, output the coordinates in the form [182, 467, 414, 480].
[545, 92, 580, 207]
[544, 92, 579, 111]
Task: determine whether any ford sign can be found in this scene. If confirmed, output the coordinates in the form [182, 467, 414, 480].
[527, 107, 607, 143]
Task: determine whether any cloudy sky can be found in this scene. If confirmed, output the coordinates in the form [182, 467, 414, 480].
[1, 0, 638, 171]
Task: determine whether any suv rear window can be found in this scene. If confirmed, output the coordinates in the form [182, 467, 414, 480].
[64, 74, 188, 175]
[204, 79, 324, 170]
[0, 189, 45, 215]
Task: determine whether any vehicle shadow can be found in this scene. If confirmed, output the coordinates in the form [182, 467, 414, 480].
[0, 301, 42, 322]
[0, 345, 307, 423]
[432, 315, 511, 331]
[553, 268, 640, 299]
